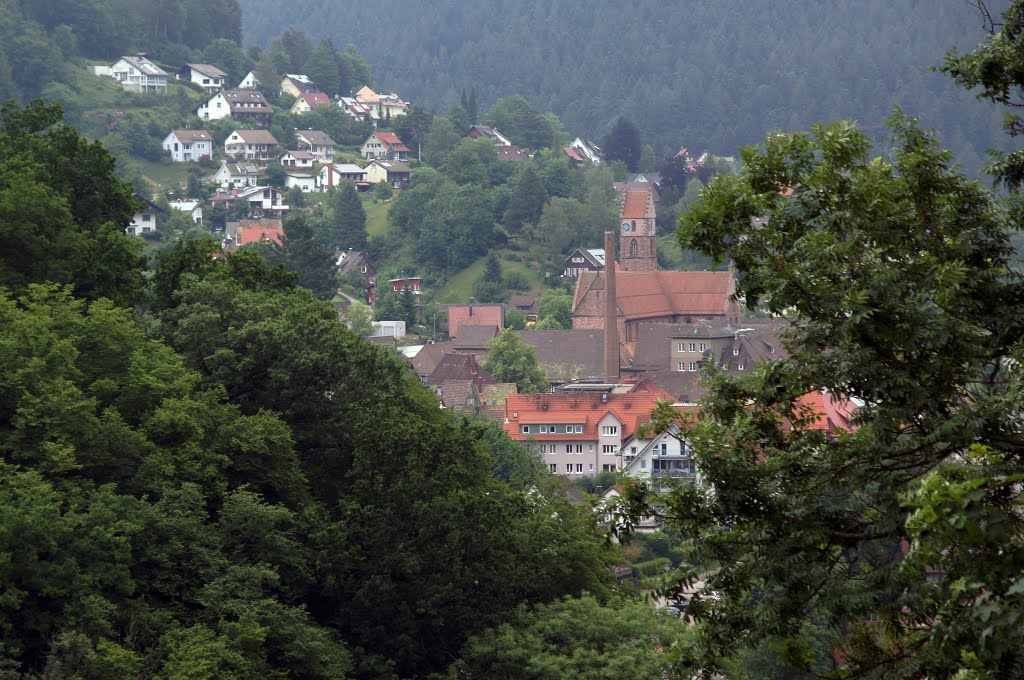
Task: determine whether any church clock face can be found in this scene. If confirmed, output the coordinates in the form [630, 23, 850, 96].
[621, 222, 630, 232]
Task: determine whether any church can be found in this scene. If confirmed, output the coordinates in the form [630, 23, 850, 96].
[571, 186, 740, 343]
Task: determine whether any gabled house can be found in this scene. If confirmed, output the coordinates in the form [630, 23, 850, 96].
[563, 146, 586, 166]
[516, 329, 607, 387]
[127, 194, 163, 235]
[285, 172, 317, 192]
[562, 248, 605, 280]
[280, 150, 315, 168]
[497, 145, 531, 162]
[389, 277, 421, 295]
[197, 90, 273, 124]
[466, 125, 513, 146]
[620, 422, 700, 490]
[360, 131, 410, 160]
[337, 249, 376, 304]
[425, 354, 497, 414]
[168, 200, 203, 224]
[570, 138, 603, 164]
[295, 130, 337, 163]
[162, 129, 213, 162]
[364, 160, 411, 189]
[446, 304, 504, 339]
[338, 96, 380, 124]
[503, 380, 678, 476]
[181, 64, 227, 93]
[109, 55, 168, 93]
[224, 219, 284, 250]
[224, 130, 279, 162]
[354, 86, 408, 118]
[212, 161, 260, 189]
[210, 186, 288, 217]
[280, 74, 318, 97]
[290, 92, 333, 115]
[318, 163, 368, 191]
[237, 70, 260, 89]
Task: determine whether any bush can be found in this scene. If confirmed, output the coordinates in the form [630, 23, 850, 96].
[633, 557, 671, 578]
[504, 271, 529, 291]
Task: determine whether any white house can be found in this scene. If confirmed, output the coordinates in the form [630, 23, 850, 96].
[211, 161, 260, 189]
[318, 163, 368, 191]
[354, 86, 408, 118]
[338, 97, 379, 124]
[621, 423, 701, 490]
[196, 90, 273, 124]
[570, 138, 603, 164]
[127, 195, 162, 235]
[181, 64, 227, 94]
[162, 129, 213, 162]
[280, 74, 317, 97]
[169, 200, 203, 224]
[109, 55, 168, 93]
[290, 92, 332, 115]
[280, 150, 315, 169]
[224, 130, 279, 162]
[237, 71, 260, 89]
[210, 186, 289, 217]
[284, 172, 317, 193]
[365, 160, 411, 188]
[295, 130, 337, 163]
[360, 131, 410, 161]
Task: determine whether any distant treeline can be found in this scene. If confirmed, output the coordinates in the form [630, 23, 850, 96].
[238, 0, 1011, 174]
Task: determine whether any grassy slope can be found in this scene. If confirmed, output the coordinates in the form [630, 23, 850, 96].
[433, 249, 546, 304]
[364, 198, 391, 237]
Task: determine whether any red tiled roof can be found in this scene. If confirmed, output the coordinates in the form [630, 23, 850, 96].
[374, 131, 405, 146]
[237, 223, 284, 246]
[621, 187, 656, 219]
[597, 270, 734, 320]
[447, 304, 504, 338]
[299, 92, 332, 108]
[503, 385, 675, 442]
[794, 391, 857, 432]
[563, 146, 585, 162]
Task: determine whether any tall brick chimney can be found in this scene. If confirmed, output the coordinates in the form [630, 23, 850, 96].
[603, 231, 619, 384]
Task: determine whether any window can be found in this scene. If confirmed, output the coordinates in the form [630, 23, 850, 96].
[660, 442, 668, 456]
[539, 444, 546, 453]
[603, 464, 616, 472]
[603, 445, 617, 454]
[738, 363, 745, 371]
[733, 348, 739, 356]
[689, 343, 696, 352]
[699, 343, 707, 352]
[520, 425, 530, 434]
[142, 213, 151, 222]
[689, 362, 697, 371]
[641, 459, 647, 469]
[575, 425, 583, 433]
[361, 266, 367, 273]
[589, 464, 594, 471]
[565, 445, 572, 454]
[601, 425, 618, 435]
[565, 464, 573, 474]
[576, 464, 583, 473]
[576, 445, 583, 454]
[677, 362, 685, 372]
[677, 342, 685, 352]
[630, 239, 638, 256]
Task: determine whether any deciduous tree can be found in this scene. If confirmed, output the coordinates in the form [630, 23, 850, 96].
[483, 329, 547, 393]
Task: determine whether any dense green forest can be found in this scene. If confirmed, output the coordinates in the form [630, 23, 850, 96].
[239, 0, 1010, 173]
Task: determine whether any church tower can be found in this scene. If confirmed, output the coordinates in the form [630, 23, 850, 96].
[619, 187, 657, 272]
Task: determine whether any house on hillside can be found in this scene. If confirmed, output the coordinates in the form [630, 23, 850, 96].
[388, 277, 422, 295]
[280, 74, 318, 97]
[210, 186, 288, 217]
[503, 380, 681, 476]
[224, 130, 279, 162]
[364, 160, 411, 189]
[295, 130, 337, 163]
[197, 90, 273, 125]
[466, 125, 513, 146]
[212, 161, 260, 189]
[162, 129, 213, 162]
[354, 86, 408, 118]
[562, 248, 605, 280]
[127, 195, 163, 235]
[570, 138, 603, 164]
[168, 200, 203, 224]
[361, 131, 410, 160]
[224, 219, 284, 250]
[337, 249, 376, 305]
[237, 71, 260, 89]
[109, 55, 168, 93]
[497, 145, 531, 162]
[318, 163, 368, 191]
[180, 64, 227, 94]
[280, 150, 315, 169]
[290, 92, 333, 115]
[284, 171, 317, 192]
[338, 96, 379, 124]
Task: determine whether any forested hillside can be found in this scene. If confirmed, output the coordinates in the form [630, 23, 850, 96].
[239, 0, 1009, 171]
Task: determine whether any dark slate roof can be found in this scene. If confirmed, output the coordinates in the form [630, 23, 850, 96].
[515, 329, 605, 383]
[452, 324, 499, 350]
[412, 341, 453, 377]
[425, 353, 496, 387]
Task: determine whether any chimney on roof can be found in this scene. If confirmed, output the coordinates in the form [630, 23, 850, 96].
[603, 231, 619, 384]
